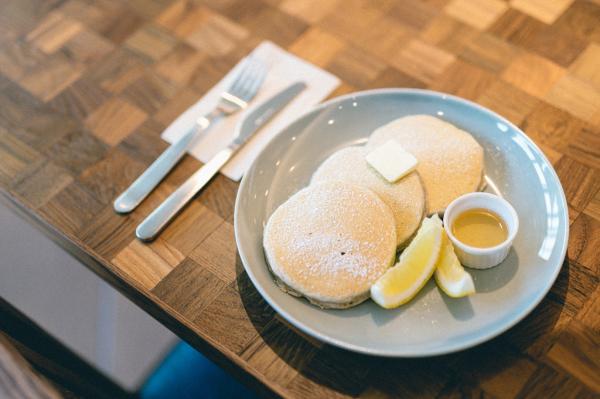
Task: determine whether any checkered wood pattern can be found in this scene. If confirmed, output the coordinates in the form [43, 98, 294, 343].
[0, 0, 599, 397]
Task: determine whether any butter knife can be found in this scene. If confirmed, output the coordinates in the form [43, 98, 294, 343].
[136, 82, 307, 241]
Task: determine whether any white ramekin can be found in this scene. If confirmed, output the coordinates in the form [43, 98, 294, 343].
[443, 192, 519, 269]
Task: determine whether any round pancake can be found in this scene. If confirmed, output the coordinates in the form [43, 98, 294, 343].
[311, 146, 425, 248]
[366, 115, 484, 215]
[263, 182, 396, 309]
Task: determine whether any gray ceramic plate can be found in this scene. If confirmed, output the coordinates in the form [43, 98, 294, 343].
[234, 89, 568, 357]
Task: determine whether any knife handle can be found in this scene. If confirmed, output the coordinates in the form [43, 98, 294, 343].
[113, 109, 223, 214]
[136, 147, 234, 241]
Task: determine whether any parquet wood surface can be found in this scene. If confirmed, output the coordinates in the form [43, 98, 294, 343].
[0, 0, 599, 397]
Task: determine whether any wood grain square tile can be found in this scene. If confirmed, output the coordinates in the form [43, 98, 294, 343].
[285, 347, 374, 399]
[519, 23, 587, 67]
[364, 358, 450, 398]
[420, 13, 479, 55]
[479, 355, 537, 398]
[545, 75, 600, 125]
[112, 240, 176, 291]
[26, 11, 83, 54]
[584, 190, 600, 221]
[568, 214, 600, 274]
[0, 41, 44, 82]
[503, 292, 573, 357]
[39, 181, 103, 235]
[194, 273, 275, 354]
[155, 43, 206, 85]
[155, 0, 210, 38]
[121, 72, 177, 114]
[460, 33, 519, 73]
[117, 118, 168, 165]
[431, 60, 496, 100]
[0, 78, 44, 127]
[327, 45, 386, 88]
[59, 0, 142, 44]
[369, 67, 427, 89]
[556, 157, 600, 212]
[521, 102, 585, 152]
[152, 258, 227, 320]
[127, 0, 174, 20]
[0, 129, 41, 185]
[125, 25, 178, 62]
[389, 0, 439, 30]
[185, 12, 248, 57]
[488, 8, 546, 46]
[153, 87, 201, 127]
[49, 77, 111, 121]
[147, 237, 185, 268]
[554, 261, 599, 319]
[354, 16, 413, 60]
[161, 201, 224, 256]
[46, 129, 109, 176]
[78, 147, 145, 205]
[240, 318, 318, 388]
[576, 287, 600, 336]
[289, 27, 345, 67]
[77, 207, 137, 259]
[62, 28, 115, 65]
[319, 0, 389, 43]
[86, 97, 147, 146]
[99, 10, 145, 45]
[390, 39, 456, 84]
[0, 89, 79, 153]
[58, 0, 113, 31]
[236, 5, 307, 48]
[570, 44, 600, 90]
[553, 0, 600, 43]
[86, 48, 146, 94]
[18, 51, 84, 102]
[195, 173, 238, 220]
[273, 314, 324, 349]
[279, 0, 340, 24]
[160, 154, 203, 188]
[515, 363, 594, 399]
[510, 0, 574, 24]
[501, 52, 565, 98]
[12, 160, 73, 209]
[445, 0, 508, 30]
[547, 319, 600, 393]
[189, 222, 239, 284]
[537, 143, 563, 166]
[188, 50, 247, 94]
[477, 80, 539, 124]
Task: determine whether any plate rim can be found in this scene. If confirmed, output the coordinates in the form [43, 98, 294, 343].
[234, 87, 569, 357]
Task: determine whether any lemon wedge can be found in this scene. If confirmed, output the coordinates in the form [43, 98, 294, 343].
[371, 215, 443, 308]
[434, 231, 475, 298]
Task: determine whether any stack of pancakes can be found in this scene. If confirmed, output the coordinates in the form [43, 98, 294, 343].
[263, 115, 484, 309]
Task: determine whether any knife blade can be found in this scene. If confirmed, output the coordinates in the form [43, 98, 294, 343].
[136, 82, 307, 241]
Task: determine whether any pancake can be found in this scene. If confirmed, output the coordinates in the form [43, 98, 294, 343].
[263, 182, 397, 309]
[311, 146, 425, 248]
[366, 115, 484, 215]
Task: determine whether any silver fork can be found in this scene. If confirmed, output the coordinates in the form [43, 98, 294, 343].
[113, 57, 267, 213]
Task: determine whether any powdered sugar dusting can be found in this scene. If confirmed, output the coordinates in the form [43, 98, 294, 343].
[286, 233, 379, 278]
[264, 182, 397, 302]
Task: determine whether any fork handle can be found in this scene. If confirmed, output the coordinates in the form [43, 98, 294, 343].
[113, 109, 223, 214]
[136, 146, 235, 241]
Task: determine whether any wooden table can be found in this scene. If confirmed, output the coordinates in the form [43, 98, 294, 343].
[1, 0, 599, 397]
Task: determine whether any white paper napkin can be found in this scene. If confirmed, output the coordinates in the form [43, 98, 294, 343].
[161, 41, 340, 181]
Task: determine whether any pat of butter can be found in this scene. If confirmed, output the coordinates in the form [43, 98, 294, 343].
[365, 140, 418, 183]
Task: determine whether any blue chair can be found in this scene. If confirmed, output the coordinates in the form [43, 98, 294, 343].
[141, 341, 259, 399]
